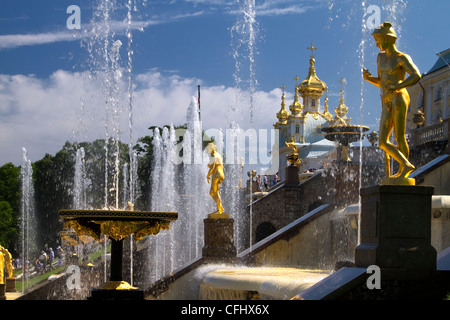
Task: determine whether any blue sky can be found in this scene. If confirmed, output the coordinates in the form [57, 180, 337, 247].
[0, 0, 449, 165]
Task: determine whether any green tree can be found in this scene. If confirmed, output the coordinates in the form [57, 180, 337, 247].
[33, 143, 75, 251]
[0, 163, 20, 255]
[0, 201, 16, 250]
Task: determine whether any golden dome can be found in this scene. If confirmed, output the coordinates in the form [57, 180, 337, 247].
[289, 85, 303, 116]
[333, 90, 351, 125]
[276, 85, 290, 125]
[321, 96, 333, 122]
[299, 57, 327, 94]
[299, 44, 327, 95]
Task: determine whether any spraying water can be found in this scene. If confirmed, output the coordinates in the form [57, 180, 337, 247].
[229, 0, 259, 253]
[148, 97, 211, 283]
[74, 0, 146, 284]
[73, 147, 87, 210]
[230, 0, 258, 125]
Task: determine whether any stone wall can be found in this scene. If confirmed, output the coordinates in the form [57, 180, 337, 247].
[17, 265, 100, 300]
[249, 169, 335, 245]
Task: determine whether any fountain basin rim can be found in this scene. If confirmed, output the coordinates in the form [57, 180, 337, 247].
[59, 209, 178, 221]
[320, 124, 370, 133]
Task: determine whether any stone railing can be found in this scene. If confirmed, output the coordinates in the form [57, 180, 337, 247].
[411, 118, 449, 147]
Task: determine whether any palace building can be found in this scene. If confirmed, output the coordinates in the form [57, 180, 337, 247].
[407, 48, 450, 166]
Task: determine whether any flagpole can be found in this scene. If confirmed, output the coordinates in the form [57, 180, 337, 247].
[198, 85, 201, 121]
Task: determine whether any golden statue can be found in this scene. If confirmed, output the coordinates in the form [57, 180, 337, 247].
[285, 137, 301, 166]
[206, 143, 225, 215]
[363, 22, 421, 185]
[0, 245, 13, 284]
[0, 249, 3, 284]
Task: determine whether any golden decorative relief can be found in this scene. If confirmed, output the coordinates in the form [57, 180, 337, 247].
[64, 219, 171, 241]
[60, 209, 178, 242]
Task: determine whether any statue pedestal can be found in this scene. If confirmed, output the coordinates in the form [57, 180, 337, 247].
[6, 277, 16, 292]
[355, 185, 437, 270]
[0, 284, 5, 300]
[202, 214, 236, 261]
[285, 165, 299, 186]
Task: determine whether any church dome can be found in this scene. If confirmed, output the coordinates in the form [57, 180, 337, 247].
[275, 86, 290, 125]
[276, 107, 290, 124]
[299, 57, 327, 95]
[289, 86, 303, 116]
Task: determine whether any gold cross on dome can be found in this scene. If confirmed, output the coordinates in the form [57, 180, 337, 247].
[339, 77, 347, 95]
[293, 75, 300, 85]
[280, 84, 287, 93]
[307, 43, 317, 58]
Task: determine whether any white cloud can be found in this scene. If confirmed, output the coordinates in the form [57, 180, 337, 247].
[0, 0, 322, 51]
[0, 31, 78, 50]
[0, 69, 280, 165]
[255, 1, 317, 17]
[0, 10, 208, 51]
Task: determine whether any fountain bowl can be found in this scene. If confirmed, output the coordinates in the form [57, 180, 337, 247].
[59, 209, 178, 300]
[321, 124, 369, 146]
[59, 209, 178, 241]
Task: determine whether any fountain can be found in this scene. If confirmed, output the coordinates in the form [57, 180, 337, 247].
[321, 86, 369, 162]
[59, 208, 177, 299]
[7, 1, 449, 302]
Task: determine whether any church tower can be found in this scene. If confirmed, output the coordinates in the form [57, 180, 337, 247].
[274, 44, 336, 180]
[298, 44, 328, 116]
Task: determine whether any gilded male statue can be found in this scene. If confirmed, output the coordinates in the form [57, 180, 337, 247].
[206, 143, 225, 214]
[363, 22, 421, 183]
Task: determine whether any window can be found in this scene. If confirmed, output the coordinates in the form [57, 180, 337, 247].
[432, 106, 442, 124]
[417, 92, 424, 108]
[295, 125, 300, 134]
[435, 87, 442, 101]
[311, 99, 316, 107]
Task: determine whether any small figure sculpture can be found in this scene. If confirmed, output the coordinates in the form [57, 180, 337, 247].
[285, 137, 301, 166]
[363, 22, 421, 183]
[206, 143, 225, 214]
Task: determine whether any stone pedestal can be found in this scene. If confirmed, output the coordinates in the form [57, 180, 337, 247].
[203, 214, 237, 261]
[355, 185, 437, 270]
[6, 277, 16, 292]
[332, 161, 360, 209]
[0, 284, 5, 300]
[90, 239, 143, 300]
[285, 165, 299, 186]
